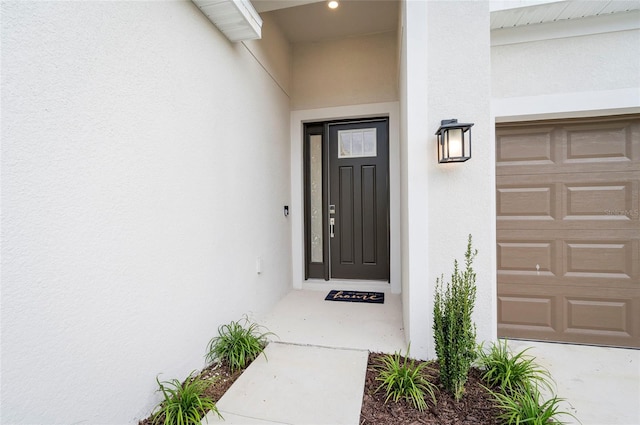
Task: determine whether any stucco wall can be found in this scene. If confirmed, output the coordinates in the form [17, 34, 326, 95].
[492, 28, 640, 99]
[491, 15, 640, 121]
[426, 0, 495, 356]
[1, 1, 291, 423]
[245, 13, 292, 96]
[291, 31, 398, 110]
[400, 0, 495, 360]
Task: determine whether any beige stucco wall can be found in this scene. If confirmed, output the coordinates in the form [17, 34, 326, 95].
[245, 13, 292, 96]
[491, 17, 640, 122]
[291, 31, 398, 110]
[492, 28, 640, 99]
[1, 1, 292, 423]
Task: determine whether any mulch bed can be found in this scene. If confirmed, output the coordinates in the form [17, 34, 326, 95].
[198, 361, 244, 403]
[140, 351, 503, 425]
[360, 352, 503, 425]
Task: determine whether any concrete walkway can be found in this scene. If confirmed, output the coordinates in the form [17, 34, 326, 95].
[204, 342, 368, 424]
[203, 289, 405, 424]
[202, 289, 640, 425]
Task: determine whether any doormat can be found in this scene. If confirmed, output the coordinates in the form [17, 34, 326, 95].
[325, 290, 385, 304]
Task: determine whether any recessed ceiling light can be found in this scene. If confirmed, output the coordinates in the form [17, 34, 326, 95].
[328, 1, 339, 9]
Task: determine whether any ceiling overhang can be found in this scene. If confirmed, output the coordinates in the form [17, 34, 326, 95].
[193, 0, 263, 42]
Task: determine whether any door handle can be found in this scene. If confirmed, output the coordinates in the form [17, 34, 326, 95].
[330, 218, 335, 238]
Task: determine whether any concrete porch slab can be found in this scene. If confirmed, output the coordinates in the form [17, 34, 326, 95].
[203, 342, 368, 425]
[256, 288, 406, 354]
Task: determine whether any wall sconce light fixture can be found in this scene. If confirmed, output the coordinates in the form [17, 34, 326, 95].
[435, 119, 474, 163]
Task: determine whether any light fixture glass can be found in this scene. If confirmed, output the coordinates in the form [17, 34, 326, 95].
[328, 0, 339, 9]
[435, 119, 474, 163]
[447, 129, 463, 158]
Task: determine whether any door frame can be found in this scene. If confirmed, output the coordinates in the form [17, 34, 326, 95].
[291, 102, 401, 294]
[303, 118, 390, 281]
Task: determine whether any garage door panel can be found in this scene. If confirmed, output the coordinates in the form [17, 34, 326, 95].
[497, 115, 640, 348]
[498, 276, 637, 291]
[497, 240, 557, 276]
[561, 284, 640, 347]
[498, 173, 638, 225]
[498, 293, 556, 332]
[565, 298, 632, 336]
[565, 181, 634, 219]
[497, 185, 556, 219]
[499, 230, 638, 284]
[497, 116, 640, 176]
[564, 121, 635, 164]
[565, 241, 634, 279]
[499, 286, 640, 347]
[496, 127, 555, 166]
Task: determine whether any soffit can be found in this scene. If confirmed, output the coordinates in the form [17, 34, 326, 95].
[194, 0, 263, 41]
[257, 0, 400, 44]
[491, 0, 640, 29]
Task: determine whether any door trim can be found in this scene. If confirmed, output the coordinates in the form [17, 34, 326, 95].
[291, 102, 401, 294]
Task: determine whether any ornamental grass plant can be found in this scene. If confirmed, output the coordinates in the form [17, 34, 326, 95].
[433, 234, 478, 400]
[375, 345, 438, 412]
[151, 373, 221, 425]
[478, 340, 579, 425]
[489, 384, 577, 425]
[476, 339, 554, 395]
[206, 315, 274, 372]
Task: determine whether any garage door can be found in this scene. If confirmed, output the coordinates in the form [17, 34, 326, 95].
[496, 115, 640, 348]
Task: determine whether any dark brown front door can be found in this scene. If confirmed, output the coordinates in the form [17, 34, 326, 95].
[328, 120, 389, 280]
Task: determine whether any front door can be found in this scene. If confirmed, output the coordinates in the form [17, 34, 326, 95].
[304, 118, 389, 281]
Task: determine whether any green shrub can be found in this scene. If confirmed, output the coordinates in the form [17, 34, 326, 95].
[152, 373, 221, 425]
[206, 315, 274, 372]
[480, 341, 579, 425]
[476, 339, 554, 395]
[375, 346, 437, 412]
[489, 384, 577, 425]
[433, 234, 478, 400]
